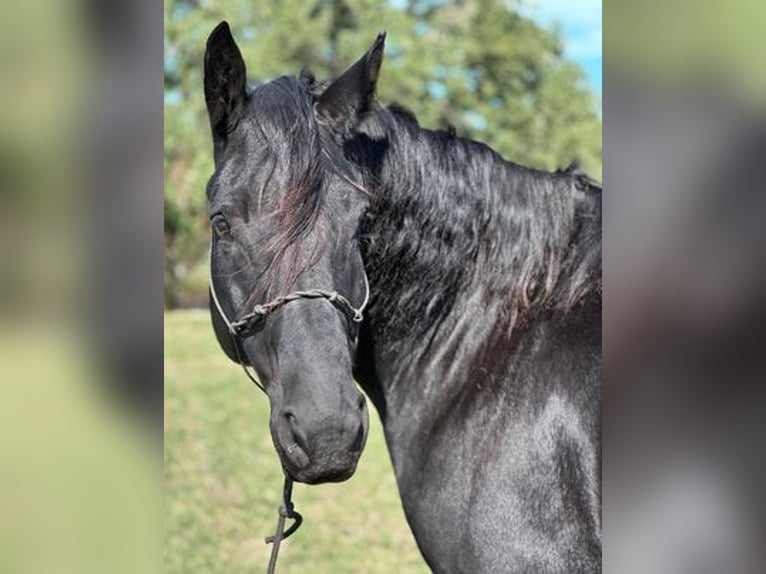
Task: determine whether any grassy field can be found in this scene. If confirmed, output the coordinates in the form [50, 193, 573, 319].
[165, 310, 429, 573]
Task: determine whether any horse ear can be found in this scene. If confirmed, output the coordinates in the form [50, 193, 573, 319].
[204, 22, 247, 136]
[316, 32, 386, 134]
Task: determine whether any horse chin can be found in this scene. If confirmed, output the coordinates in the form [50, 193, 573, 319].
[288, 461, 359, 485]
[280, 450, 362, 484]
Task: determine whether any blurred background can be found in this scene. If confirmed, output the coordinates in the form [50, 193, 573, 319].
[0, 1, 161, 573]
[604, 1, 766, 572]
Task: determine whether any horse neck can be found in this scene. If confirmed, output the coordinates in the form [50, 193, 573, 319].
[354, 113, 601, 441]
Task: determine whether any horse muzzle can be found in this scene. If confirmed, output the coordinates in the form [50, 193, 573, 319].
[275, 401, 369, 484]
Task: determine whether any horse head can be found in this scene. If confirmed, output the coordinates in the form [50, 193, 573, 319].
[203, 22, 384, 484]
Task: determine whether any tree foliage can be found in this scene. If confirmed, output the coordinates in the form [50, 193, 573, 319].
[164, 0, 602, 307]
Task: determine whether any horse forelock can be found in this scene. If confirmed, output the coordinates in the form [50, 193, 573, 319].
[242, 75, 370, 301]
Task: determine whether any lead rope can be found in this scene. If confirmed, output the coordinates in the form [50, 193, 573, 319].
[265, 475, 303, 574]
[209, 250, 369, 574]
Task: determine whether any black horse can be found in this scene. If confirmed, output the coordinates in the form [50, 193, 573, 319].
[205, 22, 601, 573]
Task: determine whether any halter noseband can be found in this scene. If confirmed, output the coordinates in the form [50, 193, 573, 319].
[208, 254, 370, 392]
[220, 283, 368, 337]
[210, 267, 369, 337]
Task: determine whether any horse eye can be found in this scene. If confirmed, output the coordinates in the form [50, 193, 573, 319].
[211, 214, 231, 237]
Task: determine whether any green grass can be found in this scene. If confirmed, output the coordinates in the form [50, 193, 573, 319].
[165, 310, 429, 573]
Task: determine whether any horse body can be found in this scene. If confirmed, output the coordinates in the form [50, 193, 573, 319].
[204, 22, 601, 573]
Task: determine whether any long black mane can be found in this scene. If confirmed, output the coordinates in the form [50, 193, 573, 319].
[347, 102, 602, 337]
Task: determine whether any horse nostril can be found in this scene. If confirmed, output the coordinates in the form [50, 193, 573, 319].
[351, 423, 365, 452]
[285, 412, 309, 452]
[280, 411, 310, 469]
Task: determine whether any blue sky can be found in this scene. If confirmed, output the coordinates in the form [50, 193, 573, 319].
[523, 0, 602, 94]
[386, 0, 602, 95]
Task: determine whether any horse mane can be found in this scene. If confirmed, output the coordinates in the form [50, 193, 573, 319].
[354, 104, 602, 336]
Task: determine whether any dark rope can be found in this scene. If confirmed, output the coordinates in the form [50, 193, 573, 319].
[265, 475, 303, 574]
